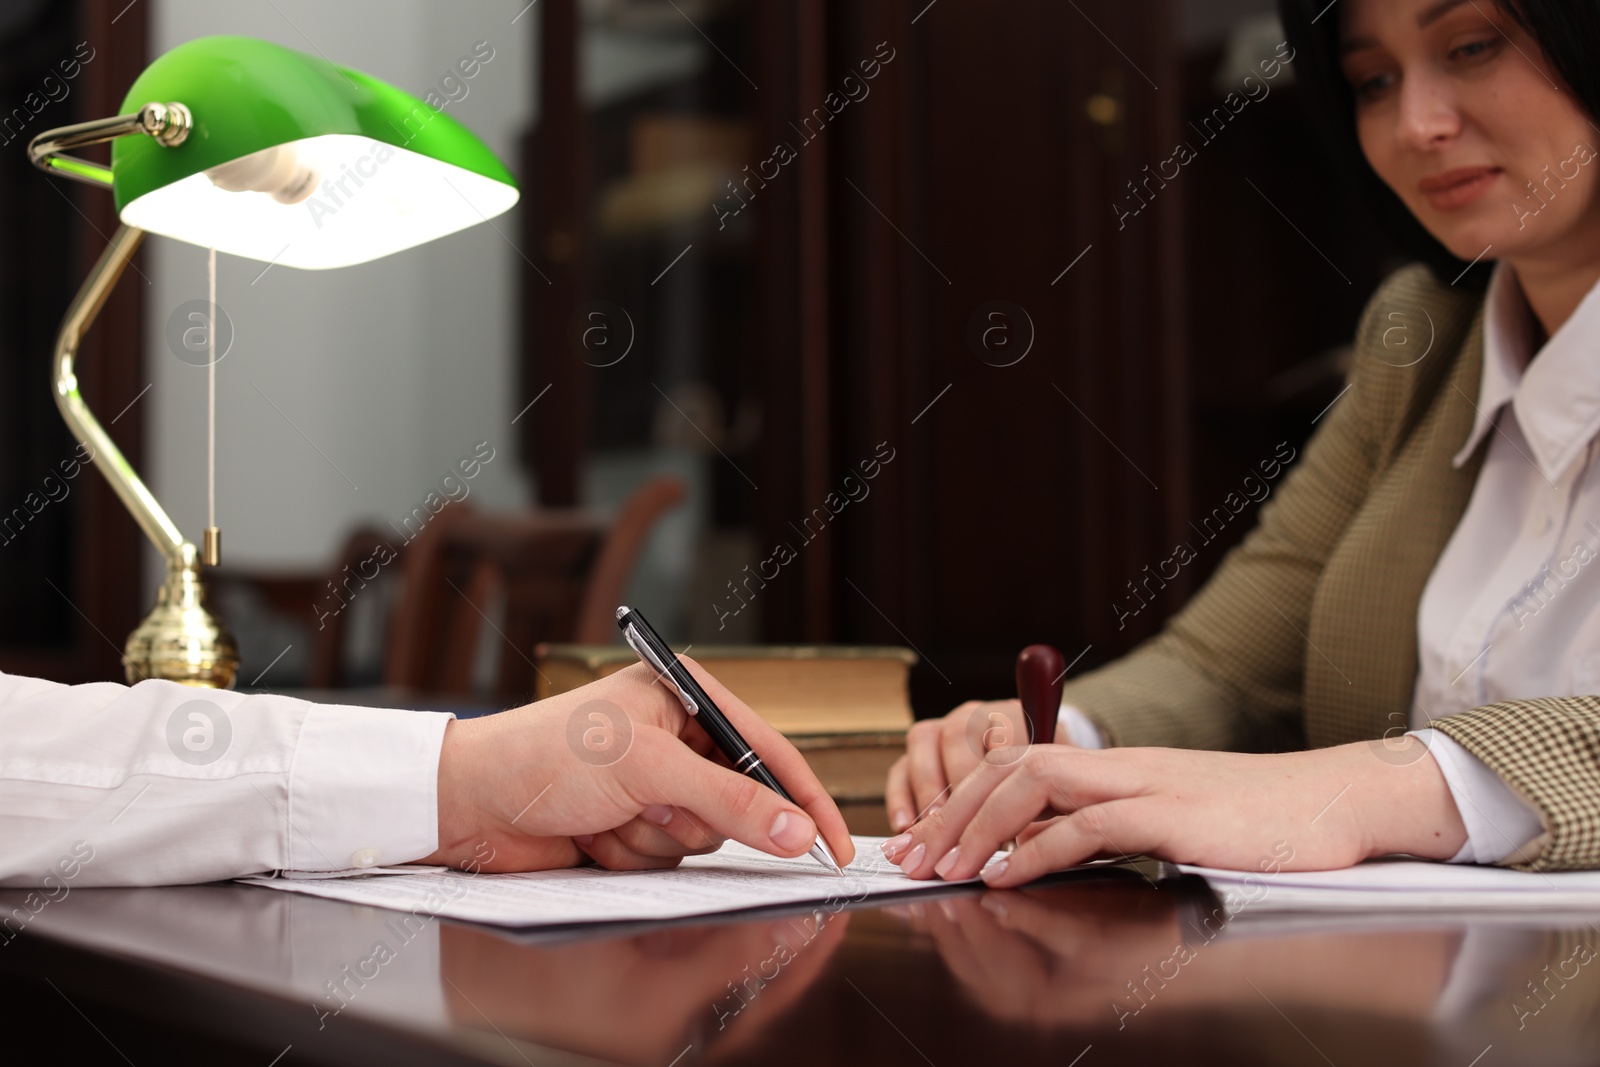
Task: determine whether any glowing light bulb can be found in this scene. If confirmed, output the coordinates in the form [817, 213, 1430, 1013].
[205, 145, 319, 204]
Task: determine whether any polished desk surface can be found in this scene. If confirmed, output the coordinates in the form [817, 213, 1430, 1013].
[4, 864, 1598, 1065]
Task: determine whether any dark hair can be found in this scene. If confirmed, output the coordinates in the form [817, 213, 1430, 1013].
[1277, 0, 1600, 293]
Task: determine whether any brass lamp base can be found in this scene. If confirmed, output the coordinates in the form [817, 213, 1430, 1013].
[123, 542, 239, 688]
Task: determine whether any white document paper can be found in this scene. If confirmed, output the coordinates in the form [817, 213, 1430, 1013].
[239, 836, 1002, 927]
[1178, 857, 1600, 914]
[278, 865, 450, 880]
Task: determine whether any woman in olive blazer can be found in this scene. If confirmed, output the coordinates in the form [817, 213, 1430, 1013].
[884, 0, 1600, 881]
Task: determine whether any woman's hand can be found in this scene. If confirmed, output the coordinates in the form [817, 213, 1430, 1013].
[422, 657, 856, 873]
[884, 699, 1049, 832]
[881, 737, 1467, 886]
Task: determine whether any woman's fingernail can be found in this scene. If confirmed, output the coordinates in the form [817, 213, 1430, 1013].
[642, 804, 674, 827]
[574, 834, 594, 846]
[900, 843, 928, 876]
[934, 846, 962, 879]
[892, 809, 912, 832]
[880, 833, 913, 860]
[980, 859, 1009, 884]
[770, 810, 812, 850]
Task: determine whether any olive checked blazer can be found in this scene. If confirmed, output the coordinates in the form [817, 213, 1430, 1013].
[1060, 264, 1600, 872]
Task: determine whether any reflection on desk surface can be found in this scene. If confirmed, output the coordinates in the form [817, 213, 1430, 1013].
[4, 867, 1599, 1065]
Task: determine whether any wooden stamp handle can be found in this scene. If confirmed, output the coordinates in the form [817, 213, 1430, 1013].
[1016, 644, 1066, 745]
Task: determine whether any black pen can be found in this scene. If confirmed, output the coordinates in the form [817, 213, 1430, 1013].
[615, 605, 844, 876]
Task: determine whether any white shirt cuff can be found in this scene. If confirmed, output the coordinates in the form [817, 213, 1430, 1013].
[1411, 728, 1544, 865]
[1057, 703, 1107, 749]
[288, 704, 453, 871]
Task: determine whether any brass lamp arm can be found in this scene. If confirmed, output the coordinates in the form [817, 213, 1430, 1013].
[32, 100, 238, 686]
[53, 224, 187, 564]
[33, 103, 198, 562]
[27, 102, 191, 187]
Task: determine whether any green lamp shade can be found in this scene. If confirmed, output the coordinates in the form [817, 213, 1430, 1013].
[111, 36, 518, 269]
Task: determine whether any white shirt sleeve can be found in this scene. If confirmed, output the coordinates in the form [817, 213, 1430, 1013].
[1409, 728, 1545, 865]
[1057, 703, 1108, 749]
[0, 670, 451, 888]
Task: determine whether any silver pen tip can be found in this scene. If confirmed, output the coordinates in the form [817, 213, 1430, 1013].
[810, 837, 844, 876]
[614, 605, 631, 621]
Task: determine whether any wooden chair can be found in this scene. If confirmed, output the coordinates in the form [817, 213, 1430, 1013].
[378, 475, 686, 704]
[303, 524, 401, 689]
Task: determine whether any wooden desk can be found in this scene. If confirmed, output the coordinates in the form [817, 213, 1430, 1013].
[2, 867, 1596, 1065]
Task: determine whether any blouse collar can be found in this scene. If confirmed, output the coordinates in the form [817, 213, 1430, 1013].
[1453, 260, 1600, 482]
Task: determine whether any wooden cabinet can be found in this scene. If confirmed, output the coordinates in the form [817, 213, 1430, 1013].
[785, 0, 1178, 710]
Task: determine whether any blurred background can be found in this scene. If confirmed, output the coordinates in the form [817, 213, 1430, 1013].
[0, 0, 1409, 715]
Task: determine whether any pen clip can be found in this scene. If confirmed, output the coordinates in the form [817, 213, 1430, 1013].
[623, 622, 698, 716]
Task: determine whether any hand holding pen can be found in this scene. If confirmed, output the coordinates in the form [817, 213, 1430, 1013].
[422, 618, 856, 875]
[618, 606, 849, 875]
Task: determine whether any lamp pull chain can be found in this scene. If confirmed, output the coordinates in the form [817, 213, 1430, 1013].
[202, 245, 221, 567]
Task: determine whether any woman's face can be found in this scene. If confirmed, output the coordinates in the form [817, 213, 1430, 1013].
[1342, 0, 1600, 264]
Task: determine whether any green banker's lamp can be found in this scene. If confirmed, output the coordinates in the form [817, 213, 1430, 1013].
[27, 35, 519, 688]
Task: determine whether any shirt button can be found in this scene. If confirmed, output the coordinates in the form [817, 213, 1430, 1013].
[351, 848, 381, 868]
[1531, 514, 1552, 536]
